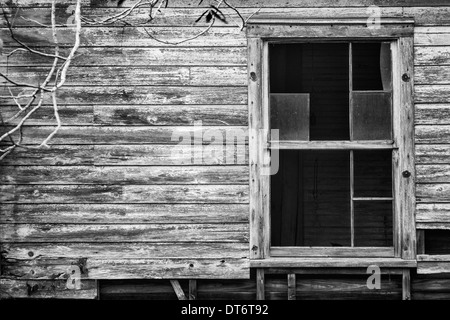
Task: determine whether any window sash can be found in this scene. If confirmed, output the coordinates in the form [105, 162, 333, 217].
[247, 20, 415, 264]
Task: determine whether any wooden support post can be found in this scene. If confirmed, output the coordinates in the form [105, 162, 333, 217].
[256, 269, 265, 300]
[170, 280, 187, 300]
[402, 269, 411, 300]
[189, 280, 197, 300]
[287, 274, 296, 300]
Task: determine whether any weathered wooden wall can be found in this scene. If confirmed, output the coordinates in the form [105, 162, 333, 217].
[1, 0, 450, 299]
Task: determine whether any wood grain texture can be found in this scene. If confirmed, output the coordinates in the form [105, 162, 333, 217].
[0, 279, 97, 299]
[86, 258, 249, 279]
[416, 104, 450, 125]
[0, 144, 248, 166]
[416, 204, 450, 225]
[415, 85, 450, 103]
[0, 126, 248, 145]
[415, 66, 450, 84]
[1, 105, 248, 126]
[5, 0, 450, 8]
[0, 27, 247, 47]
[417, 184, 450, 202]
[0, 223, 249, 242]
[4, 7, 450, 27]
[415, 27, 450, 46]
[0, 203, 249, 224]
[0, 86, 248, 105]
[415, 47, 450, 65]
[2, 47, 247, 67]
[416, 145, 450, 164]
[416, 125, 450, 143]
[0, 166, 249, 185]
[0, 184, 249, 203]
[417, 165, 450, 183]
[1, 66, 247, 86]
[1, 242, 249, 260]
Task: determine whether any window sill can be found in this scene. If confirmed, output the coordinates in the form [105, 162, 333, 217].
[250, 258, 417, 269]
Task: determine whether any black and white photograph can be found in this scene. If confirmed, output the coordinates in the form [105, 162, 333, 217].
[1, 0, 450, 308]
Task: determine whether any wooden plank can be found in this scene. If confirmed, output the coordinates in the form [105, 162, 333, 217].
[0, 126, 248, 145]
[417, 165, 450, 183]
[1, 47, 247, 67]
[247, 24, 413, 38]
[256, 269, 265, 300]
[287, 274, 296, 300]
[170, 280, 187, 300]
[392, 37, 415, 260]
[248, 37, 269, 259]
[1, 242, 248, 260]
[0, 223, 249, 243]
[7, 0, 450, 8]
[270, 247, 395, 257]
[0, 166, 249, 185]
[0, 144, 249, 166]
[417, 261, 450, 274]
[415, 27, 450, 46]
[0, 185, 249, 203]
[0, 27, 247, 47]
[86, 258, 249, 279]
[417, 184, 450, 202]
[1, 257, 249, 280]
[0, 203, 249, 224]
[418, 255, 450, 261]
[189, 280, 197, 300]
[416, 85, 450, 103]
[265, 268, 405, 275]
[416, 104, 450, 125]
[92, 105, 248, 126]
[270, 140, 395, 150]
[416, 126, 450, 144]
[250, 258, 417, 268]
[416, 145, 450, 164]
[0, 86, 248, 105]
[415, 47, 450, 65]
[6, 7, 450, 27]
[402, 269, 411, 300]
[416, 203, 450, 225]
[2, 66, 247, 86]
[0, 279, 97, 299]
[0, 105, 94, 126]
[415, 66, 450, 84]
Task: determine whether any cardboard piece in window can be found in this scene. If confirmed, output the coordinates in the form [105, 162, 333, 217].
[352, 91, 392, 140]
[270, 93, 310, 141]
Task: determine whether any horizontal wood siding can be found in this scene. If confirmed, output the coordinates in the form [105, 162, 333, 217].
[0, 1, 251, 298]
[1, 0, 450, 299]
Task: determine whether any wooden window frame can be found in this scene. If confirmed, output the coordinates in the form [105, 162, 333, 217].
[247, 18, 416, 267]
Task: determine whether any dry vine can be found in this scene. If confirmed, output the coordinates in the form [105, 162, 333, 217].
[0, 0, 258, 160]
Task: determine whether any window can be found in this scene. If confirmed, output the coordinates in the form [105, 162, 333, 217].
[248, 18, 416, 265]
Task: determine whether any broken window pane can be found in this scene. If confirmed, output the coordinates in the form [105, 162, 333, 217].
[352, 42, 391, 91]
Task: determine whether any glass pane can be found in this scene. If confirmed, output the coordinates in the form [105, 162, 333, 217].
[271, 150, 351, 247]
[270, 94, 310, 140]
[354, 201, 393, 247]
[352, 92, 392, 140]
[352, 42, 391, 91]
[269, 43, 349, 141]
[354, 150, 392, 198]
